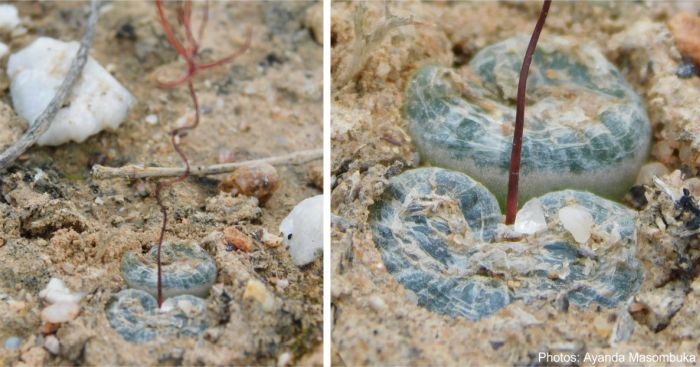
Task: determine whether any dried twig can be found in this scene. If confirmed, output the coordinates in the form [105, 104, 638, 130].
[91, 148, 322, 180]
[504, 0, 551, 225]
[0, 0, 101, 172]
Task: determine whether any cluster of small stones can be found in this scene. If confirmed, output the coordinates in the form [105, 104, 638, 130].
[106, 242, 215, 343]
[370, 35, 650, 319]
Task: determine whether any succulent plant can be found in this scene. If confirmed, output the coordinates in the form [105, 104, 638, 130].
[370, 167, 642, 320]
[121, 241, 217, 299]
[404, 35, 651, 207]
[106, 289, 208, 343]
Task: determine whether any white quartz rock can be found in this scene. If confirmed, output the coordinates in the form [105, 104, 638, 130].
[43, 335, 60, 355]
[558, 204, 594, 244]
[39, 278, 82, 323]
[0, 4, 20, 31]
[280, 195, 323, 266]
[41, 302, 80, 323]
[39, 278, 83, 304]
[7, 37, 135, 146]
[514, 198, 547, 235]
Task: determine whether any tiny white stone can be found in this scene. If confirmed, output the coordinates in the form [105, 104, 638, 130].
[145, 114, 158, 125]
[280, 195, 323, 266]
[41, 302, 80, 323]
[39, 278, 83, 304]
[0, 5, 20, 32]
[7, 37, 135, 146]
[94, 197, 104, 205]
[513, 198, 547, 235]
[376, 62, 391, 79]
[276, 278, 289, 291]
[261, 230, 283, 247]
[43, 335, 60, 355]
[277, 352, 292, 367]
[558, 204, 594, 244]
[368, 295, 387, 312]
[33, 168, 46, 184]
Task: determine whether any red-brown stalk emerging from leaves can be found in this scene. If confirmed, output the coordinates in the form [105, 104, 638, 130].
[504, 0, 551, 225]
[153, 0, 251, 307]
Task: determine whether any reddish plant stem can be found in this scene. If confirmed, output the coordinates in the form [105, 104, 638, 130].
[154, 82, 199, 307]
[152, 0, 249, 307]
[504, 0, 551, 225]
[154, 0, 251, 89]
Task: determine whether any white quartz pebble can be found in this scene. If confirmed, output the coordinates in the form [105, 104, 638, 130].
[39, 278, 82, 324]
[41, 302, 80, 323]
[39, 278, 83, 304]
[558, 204, 594, 244]
[7, 37, 134, 146]
[0, 5, 20, 31]
[280, 195, 323, 266]
[145, 114, 158, 125]
[43, 335, 60, 355]
[514, 199, 547, 235]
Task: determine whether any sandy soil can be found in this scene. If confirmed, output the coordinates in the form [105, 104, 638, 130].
[0, 1, 323, 365]
[331, 1, 700, 365]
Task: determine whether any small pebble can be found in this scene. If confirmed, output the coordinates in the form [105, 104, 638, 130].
[669, 12, 700, 67]
[41, 302, 80, 323]
[0, 4, 20, 31]
[4, 336, 21, 350]
[116, 23, 137, 41]
[280, 195, 324, 266]
[376, 62, 391, 79]
[134, 181, 148, 197]
[41, 321, 61, 335]
[277, 352, 292, 367]
[43, 335, 59, 355]
[33, 168, 46, 184]
[676, 61, 697, 78]
[489, 340, 505, 350]
[558, 204, 594, 244]
[276, 278, 289, 291]
[368, 295, 387, 312]
[94, 197, 104, 205]
[8, 37, 134, 146]
[261, 229, 283, 248]
[513, 199, 547, 235]
[145, 114, 158, 125]
[243, 279, 275, 312]
[61, 263, 75, 274]
[627, 185, 648, 209]
[223, 227, 253, 252]
[219, 163, 280, 205]
[39, 278, 83, 304]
